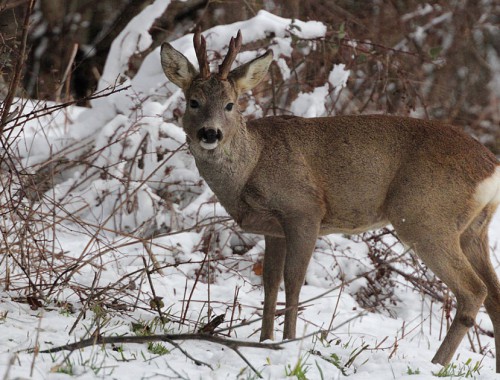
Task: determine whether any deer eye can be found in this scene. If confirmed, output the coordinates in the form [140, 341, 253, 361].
[225, 103, 234, 111]
[189, 99, 200, 109]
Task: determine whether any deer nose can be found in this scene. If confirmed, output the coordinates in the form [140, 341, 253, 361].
[197, 128, 223, 144]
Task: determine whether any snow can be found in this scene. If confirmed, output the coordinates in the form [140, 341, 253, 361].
[290, 63, 349, 117]
[98, 0, 172, 91]
[290, 85, 329, 117]
[401, 4, 435, 22]
[329, 64, 350, 95]
[1, 7, 499, 380]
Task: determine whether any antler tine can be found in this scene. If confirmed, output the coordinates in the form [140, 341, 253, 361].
[193, 29, 210, 79]
[218, 30, 243, 80]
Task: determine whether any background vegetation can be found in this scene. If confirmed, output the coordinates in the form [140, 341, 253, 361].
[2, 0, 499, 149]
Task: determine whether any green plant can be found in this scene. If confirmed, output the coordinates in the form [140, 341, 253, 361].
[314, 360, 325, 380]
[147, 342, 170, 356]
[110, 344, 133, 362]
[131, 313, 174, 336]
[55, 364, 74, 376]
[285, 355, 310, 380]
[131, 321, 152, 335]
[428, 46, 443, 60]
[432, 358, 482, 378]
[345, 343, 369, 369]
[55, 362, 74, 375]
[58, 309, 72, 317]
[323, 353, 348, 376]
[407, 366, 421, 375]
[237, 367, 261, 380]
[312, 338, 370, 376]
[57, 302, 75, 317]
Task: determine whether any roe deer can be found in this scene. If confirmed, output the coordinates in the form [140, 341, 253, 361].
[161, 30, 500, 371]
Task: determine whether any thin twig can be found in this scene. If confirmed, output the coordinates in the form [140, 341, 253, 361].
[29, 311, 43, 376]
[327, 281, 344, 334]
[142, 256, 166, 323]
[232, 347, 262, 378]
[164, 338, 212, 369]
[182, 232, 211, 323]
[55, 43, 79, 102]
[228, 285, 240, 337]
[142, 241, 164, 275]
[1, 354, 17, 380]
[68, 271, 100, 335]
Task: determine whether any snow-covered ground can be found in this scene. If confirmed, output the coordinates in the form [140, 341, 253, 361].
[1, 1, 499, 379]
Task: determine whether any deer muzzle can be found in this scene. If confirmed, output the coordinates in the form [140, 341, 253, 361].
[197, 127, 223, 150]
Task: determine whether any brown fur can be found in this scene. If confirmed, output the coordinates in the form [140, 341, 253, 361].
[161, 35, 500, 372]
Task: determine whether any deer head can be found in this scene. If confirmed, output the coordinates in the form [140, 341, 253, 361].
[160, 30, 273, 151]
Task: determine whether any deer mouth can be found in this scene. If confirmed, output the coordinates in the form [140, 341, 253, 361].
[197, 128, 223, 150]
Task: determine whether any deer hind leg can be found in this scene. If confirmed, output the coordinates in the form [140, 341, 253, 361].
[260, 236, 286, 341]
[460, 207, 500, 373]
[393, 222, 487, 367]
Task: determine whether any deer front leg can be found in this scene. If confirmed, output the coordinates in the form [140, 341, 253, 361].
[260, 236, 286, 341]
[281, 217, 320, 340]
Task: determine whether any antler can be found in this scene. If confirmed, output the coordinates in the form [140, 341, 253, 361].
[218, 30, 243, 80]
[193, 29, 210, 79]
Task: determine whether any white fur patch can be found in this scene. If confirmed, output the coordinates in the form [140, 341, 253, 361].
[474, 166, 500, 206]
[199, 140, 218, 150]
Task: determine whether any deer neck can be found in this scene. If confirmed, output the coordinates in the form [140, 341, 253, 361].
[189, 124, 261, 217]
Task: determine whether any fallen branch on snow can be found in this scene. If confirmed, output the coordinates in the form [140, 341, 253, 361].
[35, 333, 283, 378]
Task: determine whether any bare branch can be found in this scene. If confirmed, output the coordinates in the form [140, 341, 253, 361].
[36, 333, 283, 354]
[34, 332, 282, 378]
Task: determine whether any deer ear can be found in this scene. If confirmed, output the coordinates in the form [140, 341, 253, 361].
[161, 43, 198, 92]
[229, 50, 273, 93]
